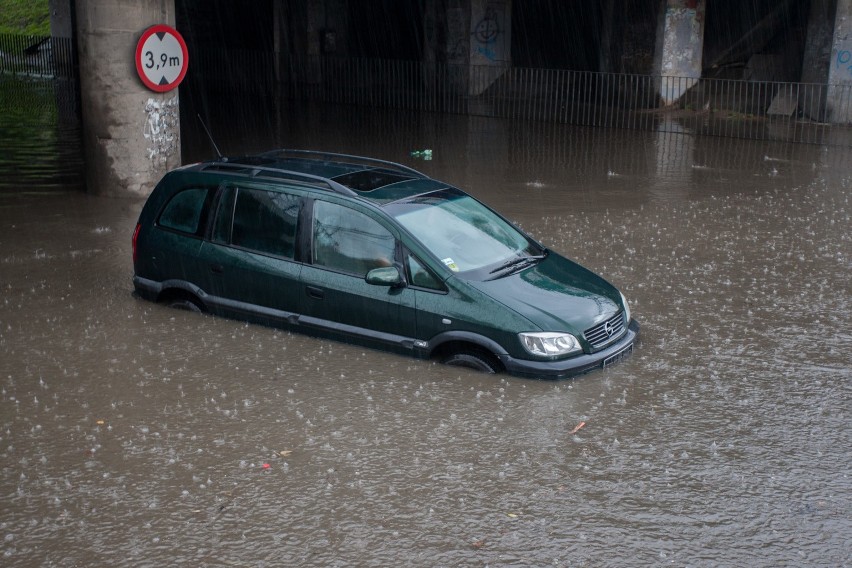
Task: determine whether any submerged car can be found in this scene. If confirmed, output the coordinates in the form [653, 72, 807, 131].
[132, 150, 638, 378]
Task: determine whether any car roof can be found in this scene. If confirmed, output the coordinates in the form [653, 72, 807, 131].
[188, 149, 450, 205]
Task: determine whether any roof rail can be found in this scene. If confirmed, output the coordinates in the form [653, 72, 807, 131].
[199, 162, 358, 196]
[257, 149, 429, 179]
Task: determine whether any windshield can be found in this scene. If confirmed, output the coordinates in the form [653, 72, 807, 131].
[385, 189, 540, 274]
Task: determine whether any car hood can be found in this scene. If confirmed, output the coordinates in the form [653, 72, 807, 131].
[467, 253, 621, 334]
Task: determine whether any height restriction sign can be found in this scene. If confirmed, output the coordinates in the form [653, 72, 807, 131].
[135, 24, 188, 93]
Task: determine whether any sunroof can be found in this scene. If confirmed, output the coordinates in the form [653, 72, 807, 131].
[332, 169, 415, 192]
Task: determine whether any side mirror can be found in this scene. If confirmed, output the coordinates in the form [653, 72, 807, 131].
[365, 266, 404, 287]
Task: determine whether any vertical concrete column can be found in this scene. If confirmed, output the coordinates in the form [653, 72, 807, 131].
[801, 0, 837, 121]
[423, 0, 440, 82]
[305, 0, 325, 58]
[653, 0, 706, 106]
[49, 0, 74, 38]
[75, 0, 181, 196]
[49, 0, 78, 131]
[827, 0, 852, 123]
[283, 0, 332, 84]
[468, 0, 511, 96]
[445, 0, 472, 97]
[599, 0, 616, 73]
[441, 0, 511, 98]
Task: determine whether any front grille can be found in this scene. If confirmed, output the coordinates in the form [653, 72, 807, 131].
[584, 311, 626, 350]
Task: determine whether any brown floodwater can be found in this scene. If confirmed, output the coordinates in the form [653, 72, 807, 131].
[1, 83, 850, 566]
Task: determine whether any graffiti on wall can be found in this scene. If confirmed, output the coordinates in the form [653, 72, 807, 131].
[473, 7, 500, 61]
[471, 2, 508, 64]
[837, 49, 852, 78]
[143, 97, 179, 168]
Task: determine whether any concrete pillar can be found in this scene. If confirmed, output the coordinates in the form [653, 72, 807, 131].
[827, 0, 852, 123]
[278, 0, 347, 85]
[599, 0, 616, 73]
[441, 0, 510, 98]
[49, 0, 74, 38]
[800, 0, 852, 124]
[423, 0, 440, 71]
[653, 0, 706, 106]
[469, 0, 511, 96]
[445, 0, 472, 97]
[75, 0, 181, 196]
[801, 0, 837, 121]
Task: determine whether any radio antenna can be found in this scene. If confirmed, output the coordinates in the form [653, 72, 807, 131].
[197, 114, 224, 160]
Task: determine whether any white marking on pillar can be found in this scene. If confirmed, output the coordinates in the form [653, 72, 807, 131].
[143, 97, 179, 168]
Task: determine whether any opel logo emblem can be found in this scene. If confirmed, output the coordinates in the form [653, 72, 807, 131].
[604, 321, 614, 337]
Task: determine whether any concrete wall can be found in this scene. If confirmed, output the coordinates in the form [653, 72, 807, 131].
[75, 0, 182, 196]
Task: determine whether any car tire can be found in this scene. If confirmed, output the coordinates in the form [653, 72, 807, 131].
[165, 297, 203, 313]
[441, 350, 500, 374]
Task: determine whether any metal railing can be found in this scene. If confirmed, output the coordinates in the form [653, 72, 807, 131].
[4, 34, 851, 147]
[0, 34, 76, 79]
[267, 56, 852, 145]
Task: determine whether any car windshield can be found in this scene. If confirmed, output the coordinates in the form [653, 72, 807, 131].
[385, 189, 540, 275]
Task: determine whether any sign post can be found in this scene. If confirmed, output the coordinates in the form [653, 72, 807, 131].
[135, 24, 188, 93]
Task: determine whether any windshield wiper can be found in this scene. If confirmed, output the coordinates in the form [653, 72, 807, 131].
[487, 253, 547, 278]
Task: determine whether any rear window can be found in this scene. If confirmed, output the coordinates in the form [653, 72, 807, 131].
[158, 188, 208, 234]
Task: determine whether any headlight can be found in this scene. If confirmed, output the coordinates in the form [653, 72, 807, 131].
[519, 332, 581, 357]
[619, 291, 631, 324]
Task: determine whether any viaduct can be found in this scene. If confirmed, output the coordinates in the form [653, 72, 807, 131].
[46, 0, 852, 197]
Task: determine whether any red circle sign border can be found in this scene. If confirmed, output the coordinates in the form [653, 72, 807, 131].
[135, 24, 189, 93]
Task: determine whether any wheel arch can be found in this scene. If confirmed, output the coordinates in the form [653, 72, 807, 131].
[428, 331, 508, 372]
[153, 280, 208, 311]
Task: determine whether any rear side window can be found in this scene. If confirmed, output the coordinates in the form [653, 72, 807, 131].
[229, 188, 301, 258]
[158, 188, 208, 234]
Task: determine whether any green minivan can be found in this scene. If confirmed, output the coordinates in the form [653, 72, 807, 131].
[133, 150, 638, 378]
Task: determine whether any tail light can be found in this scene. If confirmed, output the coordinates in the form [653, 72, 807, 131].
[132, 223, 141, 266]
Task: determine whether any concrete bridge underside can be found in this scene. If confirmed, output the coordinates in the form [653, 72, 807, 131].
[56, 0, 852, 196]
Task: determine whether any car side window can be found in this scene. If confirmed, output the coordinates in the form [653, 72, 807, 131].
[312, 201, 395, 276]
[229, 188, 301, 258]
[407, 253, 443, 290]
[158, 188, 208, 234]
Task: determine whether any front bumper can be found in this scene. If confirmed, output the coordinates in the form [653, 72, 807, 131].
[499, 319, 640, 379]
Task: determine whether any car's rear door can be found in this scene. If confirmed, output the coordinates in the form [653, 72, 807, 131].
[198, 183, 303, 321]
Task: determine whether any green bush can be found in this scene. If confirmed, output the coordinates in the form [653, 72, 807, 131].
[0, 0, 50, 35]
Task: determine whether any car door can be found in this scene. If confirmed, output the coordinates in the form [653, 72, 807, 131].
[198, 184, 303, 321]
[299, 198, 418, 349]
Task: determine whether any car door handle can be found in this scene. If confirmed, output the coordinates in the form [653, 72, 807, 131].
[306, 286, 324, 300]
[210, 264, 224, 274]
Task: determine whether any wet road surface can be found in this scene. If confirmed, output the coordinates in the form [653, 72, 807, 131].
[1, 83, 850, 566]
